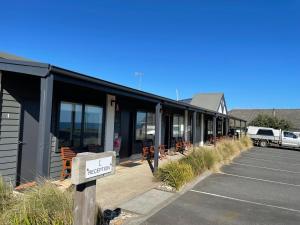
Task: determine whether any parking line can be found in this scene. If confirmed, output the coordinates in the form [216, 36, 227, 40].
[237, 155, 300, 166]
[245, 152, 300, 161]
[190, 190, 300, 213]
[219, 172, 300, 187]
[232, 162, 300, 174]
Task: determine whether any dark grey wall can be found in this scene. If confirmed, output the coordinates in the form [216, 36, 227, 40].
[0, 76, 21, 185]
[49, 134, 60, 179]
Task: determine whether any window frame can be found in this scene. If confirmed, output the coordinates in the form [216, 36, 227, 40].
[135, 111, 156, 141]
[57, 100, 105, 151]
[257, 129, 274, 136]
[172, 114, 184, 139]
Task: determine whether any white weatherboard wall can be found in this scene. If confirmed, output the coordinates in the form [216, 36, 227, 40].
[104, 94, 116, 152]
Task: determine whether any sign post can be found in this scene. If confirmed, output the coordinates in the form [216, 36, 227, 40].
[72, 151, 116, 225]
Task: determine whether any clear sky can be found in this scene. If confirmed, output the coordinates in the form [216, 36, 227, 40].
[1, 0, 299, 109]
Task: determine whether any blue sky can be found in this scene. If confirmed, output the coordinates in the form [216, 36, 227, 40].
[1, 0, 299, 109]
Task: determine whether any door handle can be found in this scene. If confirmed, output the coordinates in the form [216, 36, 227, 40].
[18, 141, 25, 145]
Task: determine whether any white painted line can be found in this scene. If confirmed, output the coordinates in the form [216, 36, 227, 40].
[240, 155, 300, 166]
[219, 172, 300, 187]
[232, 162, 300, 174]
[190, 190, 300, 213]
[245, 152, 300, 161]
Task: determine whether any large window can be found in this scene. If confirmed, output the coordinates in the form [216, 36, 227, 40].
[58, 102, 103, 149]
[173, 115, 184, 138]
[136, 111, 155, 140]
[84, 105, 103, 146]
[58, 102, 82, 147]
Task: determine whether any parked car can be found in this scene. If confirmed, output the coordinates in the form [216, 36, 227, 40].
[247, 126, 300, 148]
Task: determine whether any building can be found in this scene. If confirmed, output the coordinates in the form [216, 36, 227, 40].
[0, 53, 246, 186]
[229, 109, 300, 131]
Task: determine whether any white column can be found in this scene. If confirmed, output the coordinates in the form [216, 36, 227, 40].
[184, 110, 188, 141]
[200, 113, 204, 146]
[104, 94, 116, 152]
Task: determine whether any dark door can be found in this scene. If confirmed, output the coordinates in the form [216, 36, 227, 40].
[17, 99, 40, 184]
[164, 115, 171, 148]
[119, 111, 133, 158]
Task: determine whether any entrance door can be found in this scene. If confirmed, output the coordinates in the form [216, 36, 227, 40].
[17, 99, 40, 184]
[164, 115, 171, 148]
[119, 111, 133, 158]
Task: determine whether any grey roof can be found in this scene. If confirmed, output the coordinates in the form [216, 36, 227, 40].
[184, 93, 224, 112]
[0, 51, 246, 121]
[229, 109, 300, 131]
[0, 52, 34, 62]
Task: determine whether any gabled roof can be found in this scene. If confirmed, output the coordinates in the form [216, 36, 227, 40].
[182, 93, 226, 111]
[229, 109, 300, 131]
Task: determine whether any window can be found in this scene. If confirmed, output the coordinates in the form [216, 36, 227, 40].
[58, 102, 103, 149]
[257, 129, 274, 136]
[58, 102, 82, 147]
[284, 132, 297, 139]
[173, 115, 184, 138]
[84, 105, 103, 146]
[136, 111, 155, 140]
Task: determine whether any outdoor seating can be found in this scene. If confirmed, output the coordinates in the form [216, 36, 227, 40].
[60, 147, 77, 180]
[159, 145, 167, 159]
[142, 146, 153, 161]
[176, 141, 185, 154]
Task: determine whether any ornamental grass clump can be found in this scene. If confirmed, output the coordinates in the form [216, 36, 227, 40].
[156, 136, 253, 190]
[0, 177, 15, 214]
[156, 161, 194, 190]
[1, 181, 73, 225]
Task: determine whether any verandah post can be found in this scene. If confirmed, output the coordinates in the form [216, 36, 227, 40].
[154, 102, 161, 173]
[36, 74, 53, 178]
[193, 111, 197, 146]
[213, 115, 217, 146]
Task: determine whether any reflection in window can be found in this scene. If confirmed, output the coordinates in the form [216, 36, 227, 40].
[58, 102, 103, 149]
[146, 113, 155, 139]
[84, 105, 103, 146]
[58, 102, 82, 147]
[136, 111, 155, 141]
[173, 115, 184, 138]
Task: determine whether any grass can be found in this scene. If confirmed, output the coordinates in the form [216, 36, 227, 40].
[0, 177, 15, 214]
[156, 136, 253, 190]
[0, 180, 74, 225]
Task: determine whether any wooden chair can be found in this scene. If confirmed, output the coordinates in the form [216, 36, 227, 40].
[60, 147, 77, 180]
[142, 147, 149, 161]
[176, 141, 184, 154]
[159, 145, 167, 159]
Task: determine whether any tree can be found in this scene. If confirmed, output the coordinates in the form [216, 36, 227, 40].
[248, 114, 292, 130]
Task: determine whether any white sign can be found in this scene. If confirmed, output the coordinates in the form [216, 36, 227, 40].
[85, 156, 113, 179]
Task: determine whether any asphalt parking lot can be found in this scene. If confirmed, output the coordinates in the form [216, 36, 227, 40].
[143, 147, 300, 225]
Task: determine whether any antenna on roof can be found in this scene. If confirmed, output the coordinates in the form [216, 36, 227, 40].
[176, 88, 179, 101]
[134, 72, 144, 90]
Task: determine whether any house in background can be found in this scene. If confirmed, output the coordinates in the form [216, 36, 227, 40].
[229, 109, 300, 131]
[0, 52, 246, 186]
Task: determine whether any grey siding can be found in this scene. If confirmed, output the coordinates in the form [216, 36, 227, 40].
[49, 134, 62, 179]
[0, 88, 20, 185]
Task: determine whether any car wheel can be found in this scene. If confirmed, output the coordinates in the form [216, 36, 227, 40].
[260, 140, 267, 147]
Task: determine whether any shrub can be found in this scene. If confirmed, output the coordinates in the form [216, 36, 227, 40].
[156, 137, 253, 190]
[1, 181, 73, 225]
[156, 161, 194, 190]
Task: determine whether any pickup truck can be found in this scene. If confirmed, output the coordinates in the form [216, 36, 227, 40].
[247, 126, 300, 148]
